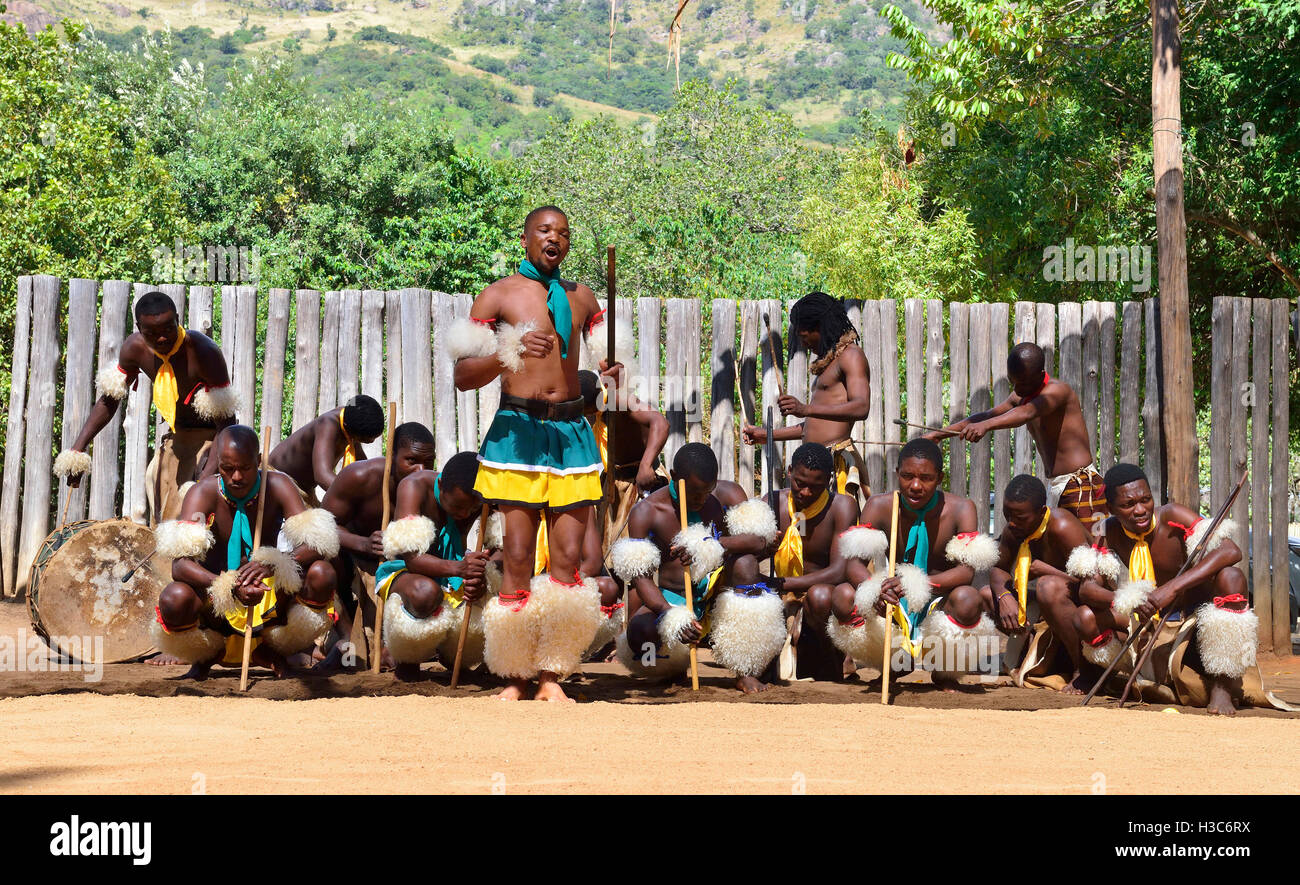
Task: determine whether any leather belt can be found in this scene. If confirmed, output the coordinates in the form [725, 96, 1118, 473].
[499, 392, 586, 422]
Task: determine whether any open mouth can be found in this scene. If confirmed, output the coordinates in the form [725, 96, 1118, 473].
[542, 245, 560, 259]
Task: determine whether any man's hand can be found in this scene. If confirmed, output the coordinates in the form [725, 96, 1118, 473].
[995, 591, 1022, 634]
[368, 531, 385, 558]
[520, 330, 555, 360]
[873, 576, 903, 617]
[741, 423, 766, 445]
[667, 543, 690, 566]
[922, 431, 948, 443]
[961, 421, 991, 443]
[598, 360, 626, 387]
[636, 464, 660, 492]
[236, 560, 274, 588]
[458, 550, 490, 582]
[777, 394, 806, 418]
[460, 574, 487, 602]
[678, 618, 704, 645]
[66, 466, 85, 489]
[1137, 584, 1177, 621]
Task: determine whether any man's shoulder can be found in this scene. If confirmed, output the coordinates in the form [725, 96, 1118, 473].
[712, 480, 748, 507]
[333, 457, 382, 489]
[828, 491, 858, 521]
[942, 490, 976, 512]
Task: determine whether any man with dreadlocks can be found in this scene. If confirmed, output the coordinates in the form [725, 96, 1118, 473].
[742, 291, 871, 504]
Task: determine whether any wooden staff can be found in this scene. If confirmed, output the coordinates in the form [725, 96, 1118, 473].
[57, 486, 73, 531]
[605, 246, 624, 628]
[761, 313, 787, 398]
[677, 479, 700, 691]
[892, 418, 958, 437]
[239, 427, 272, 693]
[449, 502, 491, 689]
[881, 490, 900, 705]
[371, 401, 397, 675]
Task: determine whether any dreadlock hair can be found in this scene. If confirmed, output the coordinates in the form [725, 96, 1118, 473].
[788, 291, 855, 360]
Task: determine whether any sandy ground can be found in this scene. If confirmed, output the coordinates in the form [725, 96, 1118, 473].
[3, 601, 1298, 794]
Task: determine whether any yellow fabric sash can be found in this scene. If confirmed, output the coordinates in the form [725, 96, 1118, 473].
[223, 576, 277, 634]
[338, 410, 360, 468]
[773, 489, 830, 578]
[535, 516, 549, 575]
[1123, 525, 1156, 583]
[1012, 508, 1052, 626]
[591, 413, 609, 473]
[829, 439, 854, 495]
[150, 327, 186, 430]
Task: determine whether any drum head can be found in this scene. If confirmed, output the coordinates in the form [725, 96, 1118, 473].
[29, 519, 171, 664]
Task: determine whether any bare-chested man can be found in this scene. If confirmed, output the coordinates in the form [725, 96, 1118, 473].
[57, 291, 238, 524]
[983, 474, 1092, 693]
[374, 452, 492, 681]
[151, 425, 340, 680]
[742, 291, 871, 503]
[1073, 463, 1253, 716]
[932, 342, 1106, 531]
[270, 394, 385, 504]
[609, 443, 783, 693]
[825, 438, 1000, 691]
[319, 421, 437, 669]
[450, 205, 609, 702]
[758, 443, 859, 681]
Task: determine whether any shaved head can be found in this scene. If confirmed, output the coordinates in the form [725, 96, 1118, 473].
[216, 425, 260, 460]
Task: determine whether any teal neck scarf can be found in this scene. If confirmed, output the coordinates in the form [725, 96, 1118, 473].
[518, 258, 571, 359]
[434, 476, 467, 590]
[219, 472, 261, 571]
[667, 480, 703, 526]
[899, 491, 940, 571]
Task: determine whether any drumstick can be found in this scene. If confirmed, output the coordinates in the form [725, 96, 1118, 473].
[450, 502, 491, 689]
[58, 486, 73, 531]
[761, 313, 787, 399]
[892, 418, 958, 437]
[371, 401, 397, 676]
[239, 427, 272, 693]
[881, 491, 900, 705]
[678, 479, 700, 692]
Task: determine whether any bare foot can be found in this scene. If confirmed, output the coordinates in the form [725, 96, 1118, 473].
[736, 675, 770, 694]
[535, 679, 576, 703]
[1061, 671, 1090, 696]
[931, 673, 962, 693]
[842, 653, 858, 680]
[1206, 680, 1237, 716]
[146, 653, 186, 666]
[174, 663, 211, 681]
[496, 680, 530, 701]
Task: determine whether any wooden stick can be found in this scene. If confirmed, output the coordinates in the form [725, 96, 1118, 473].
[371, 401, 397, 675]
[450, 502, 491, 689]
[761, 313, 787, 398]
[678, 479, 700, 691]
[863, 440, 905, 447]
[881, 491, 900, 705]
[57, 486, 73, 531]
[891, 418, 958, 437]
[604, 245, 622, 631]
[239, 428, 272, 693]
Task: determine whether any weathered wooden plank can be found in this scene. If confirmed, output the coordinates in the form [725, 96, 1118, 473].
[637, 297, 661, 422]
[0, 276, 33, 595]
[1142, 299, 1165, 503]
[234, 285, 258, 427]
[317, 290, 341, 415]
[1034, 303, 1057, 478]
[880, 300, 900, 478]
[1270, 299, 1291, 654]
[16, 275, 62, 594]
[1250, 299, 1272, 652]
[261, 289, 291, 448]
[685, 298, 703, 447]
[1012, 303, 1036, 479]
[384, 290, 403, 427]
[710, 299, 736, 483]
[947, 302, 969, 497]
[664, 299, 687, 471]
[188, 285, 213, 338]
[360, 290, 386, 457]
[1097, 301, 1117, 473]
[1081, 301, 1100, 455]
[402, 289, 434, 450]
[990, 302, 1011, 532]
[785, 303, 808, 468]
[428, 291, 455, 467]
[291, 290, 321, 435]
[58, 279, 99, 524]
[219, 285, 236, 367]
[1119, 301, 1142, 465]
[968, 303, 992, 532]
[88, 280, 130, 521]
[904, 299, 923, 440]
[846, 299, 868, 464]
[1209, 297, 1232, 518]
[1229, 299, 1250, 573]
[862, 299, 886, 494]
[337, 288, 362, 406]
[1057, 302, 1083, 408]
[924, 299, 944, 436]
[123, 284, 154, 524]
[737, 300, 760, 498]
[452, 292, 479, 455]
[760, 299, 785, 490]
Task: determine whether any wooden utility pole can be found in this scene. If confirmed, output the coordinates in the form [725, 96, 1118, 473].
[1151, 0, 1197, 507]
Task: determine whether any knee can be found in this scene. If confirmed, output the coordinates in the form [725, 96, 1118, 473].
[301, 559, 336, 605]
[1073, 604, 1098, 639]
[1036, 575, 1068, 606]
[399, 575, 444, 619]
[729, 554, 758, 584]
[596, 575, 620, 607]
[1216, 566, 1246, 595]
[627, 612, 658, 650]
[830, 582, 857, 619]
[159, 582, 202, 625]
[804, 584, 833, 618]
[503, 526, 536, 569]
[944, 585, 982, 624]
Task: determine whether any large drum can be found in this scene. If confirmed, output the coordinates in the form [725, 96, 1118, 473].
[27, 519, 171, 664]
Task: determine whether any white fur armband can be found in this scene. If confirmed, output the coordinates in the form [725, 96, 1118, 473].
[251, 546, 303, 596]
[95, 365, 129, 401]
[671, 524, 725, 578]
[206, 570, 240, 619]
[1066, 545, 1098, 580]
[192, 384, 240, 421]
[53, 449, 92, 478]
[1111, 579, 1153, 620]
[724, 499, 780, 545]
[446, 317, 499, 361]
[838, 525, 888, 565]
[1184, 518, 1237, 559]
[1095, 550, 1123, 584]
[944, 532, 1000, 572]
[382, 515, 437, 559]
[483, 510, 504, 551]
[282, 508, 340, 559]
[495, 320, 537, 374]
[1195, 600, 1258, 678]
[610, 538, 661, 582]
[657, 605, 696, 650]
[855, 562, 932, 613]
[155, 519, 214, 560]
[585, 311, 634, 368]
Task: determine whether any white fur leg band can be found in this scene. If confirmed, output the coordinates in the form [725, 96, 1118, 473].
[282, 508, 340, 559]
[495, 320, 537, 374]
[250, 546, 303, 596]
[383, 593, 456, 665]
[263, 603, 332, 656]
[616, 630, 689, 680]
[1081, 631, 1123, 668]
[584, 312, 634, 369]
[724, 499, 780, 545]
[446, 317, 500, 361]
[944, 532, 1000, 573]
[1195, 600, 1258, 679]
[53, 450, 92, 479]
[96, 365, 130, 401]
[155, 519, 214, 560]
[838, 525, 888, 566]
[192, 384, 240, 421]
[1111, 579, 1153, 621]
[437, 601, 488, 669]
[484, 511, 505, 551]
[585, 605, 623, 661]
[530, 574, 602, 679]
[482, 582, 539, 679]
[707, 588, 787, 677]
[919, 609, 997, 675]
[1184, 518, 1237, 558]
[671, 524, 725, 578]
[206, 571, 240, 619]
[150, 621, 224, 664]
[609, 538, 661, 582]
[826, 608, 886, 667]
[382, 515, 437, 559]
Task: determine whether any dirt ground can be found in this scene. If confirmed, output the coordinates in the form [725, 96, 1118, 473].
[3, 600, 1298, 794]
